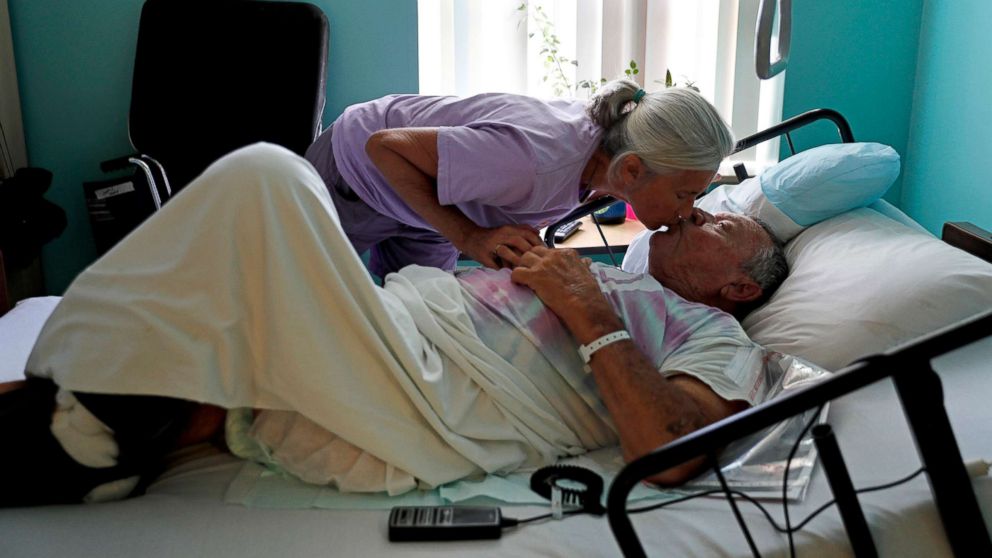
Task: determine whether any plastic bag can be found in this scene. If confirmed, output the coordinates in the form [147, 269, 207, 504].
[686, 351, 830, 501]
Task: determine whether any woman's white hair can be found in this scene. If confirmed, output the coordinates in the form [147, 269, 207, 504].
[586, 79, 735, 179]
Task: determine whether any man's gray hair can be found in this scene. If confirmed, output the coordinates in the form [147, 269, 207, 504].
[586, 79, 736, 178]
[740, 218, 789, 313]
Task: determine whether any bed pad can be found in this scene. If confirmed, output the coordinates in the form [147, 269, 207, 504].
[226, 392, 823, 510]
[225, 446, 671, 510]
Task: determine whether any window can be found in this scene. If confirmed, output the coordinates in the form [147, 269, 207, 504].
[418, 0, 785, 174]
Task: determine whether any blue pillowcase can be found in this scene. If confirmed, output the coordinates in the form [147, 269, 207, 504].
[759, 142, 901, 227]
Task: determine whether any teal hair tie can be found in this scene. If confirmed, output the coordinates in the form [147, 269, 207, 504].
[632, 89, 646, 103]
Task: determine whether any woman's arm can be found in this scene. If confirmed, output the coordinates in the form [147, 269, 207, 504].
[365, 128, 542, 268]
[504, 246, 747, 485]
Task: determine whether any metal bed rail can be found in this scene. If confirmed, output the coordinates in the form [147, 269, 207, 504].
[606, 308, 992, 557]
[542, 108, 856, 249]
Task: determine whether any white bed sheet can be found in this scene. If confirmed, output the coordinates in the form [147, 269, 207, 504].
[4, 335, 990, 557]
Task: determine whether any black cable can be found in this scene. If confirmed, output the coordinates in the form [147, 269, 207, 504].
[505, 405, 926, 555]
[783, 404, 825, 557]
[715, 457, 763, 558]
[631, 488, 789, 533]
[628, 488, 728, 514]
[506, 465, 928, 543]
[624, 466, 927, 539]
[790, 466, 927, 532]
[505, 508, 584, 527]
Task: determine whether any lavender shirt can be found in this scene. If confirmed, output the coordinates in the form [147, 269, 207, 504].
[311, 93, 603, 231]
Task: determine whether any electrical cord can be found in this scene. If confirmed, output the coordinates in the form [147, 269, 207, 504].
[789, 466, 927, 532]
[784, 404, 826, 557]
[503, 404, 935, 558]
[501, 508, 584, 528]
[716, 456, 763, 557]
[625, 465, 927, 534]
[504, 466, 927, 538]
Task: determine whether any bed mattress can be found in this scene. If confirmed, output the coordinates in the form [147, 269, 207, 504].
[3, 334, 990, 557]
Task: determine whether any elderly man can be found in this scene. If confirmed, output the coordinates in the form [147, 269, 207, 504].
[1, 143, 786, 506]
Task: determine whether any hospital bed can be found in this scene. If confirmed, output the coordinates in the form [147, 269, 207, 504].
[3, 112, 992, 557]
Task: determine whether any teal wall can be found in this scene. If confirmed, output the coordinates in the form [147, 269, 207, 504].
[9, 1, 138, 295]
[782, 0, 924, 206]
[900, 0, 992, 234]
[8, 0, 418, 294]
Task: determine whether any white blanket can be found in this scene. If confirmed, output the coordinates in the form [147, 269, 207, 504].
[26, 143, 603, 490]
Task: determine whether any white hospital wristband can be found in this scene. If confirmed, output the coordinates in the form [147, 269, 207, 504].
[579, 330, 631, 372]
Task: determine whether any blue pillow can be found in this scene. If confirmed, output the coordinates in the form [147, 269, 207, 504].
[760, 142, 901, 226]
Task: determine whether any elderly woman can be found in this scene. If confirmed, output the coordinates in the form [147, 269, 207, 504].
[306, 80, 735, 276]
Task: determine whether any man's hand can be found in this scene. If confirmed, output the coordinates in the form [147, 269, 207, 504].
[460, 224, 543, 270]
[501, 246, 623, 344]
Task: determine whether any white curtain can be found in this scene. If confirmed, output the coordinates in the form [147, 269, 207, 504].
[418, 0, 784, 169]
[0, 0, 27, 179]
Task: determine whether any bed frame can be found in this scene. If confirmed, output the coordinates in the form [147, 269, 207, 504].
[589, 110, 992, 557]
[943, 222, 992, 264]
[608, 306, 992, 557]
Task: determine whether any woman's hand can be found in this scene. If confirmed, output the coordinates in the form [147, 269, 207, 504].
[502, 246, 622, 343]
[460, 224, 543, 269]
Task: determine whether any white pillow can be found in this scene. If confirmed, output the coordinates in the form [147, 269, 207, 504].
[742, 208, 992, 370]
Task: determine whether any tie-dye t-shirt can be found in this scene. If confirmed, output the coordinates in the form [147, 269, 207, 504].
[456, 263, 766, 423]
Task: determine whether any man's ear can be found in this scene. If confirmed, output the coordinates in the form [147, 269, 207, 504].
[719, 278, 762, 304]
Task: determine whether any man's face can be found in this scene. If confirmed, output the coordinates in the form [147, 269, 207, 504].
[647, 209, 768, 305]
